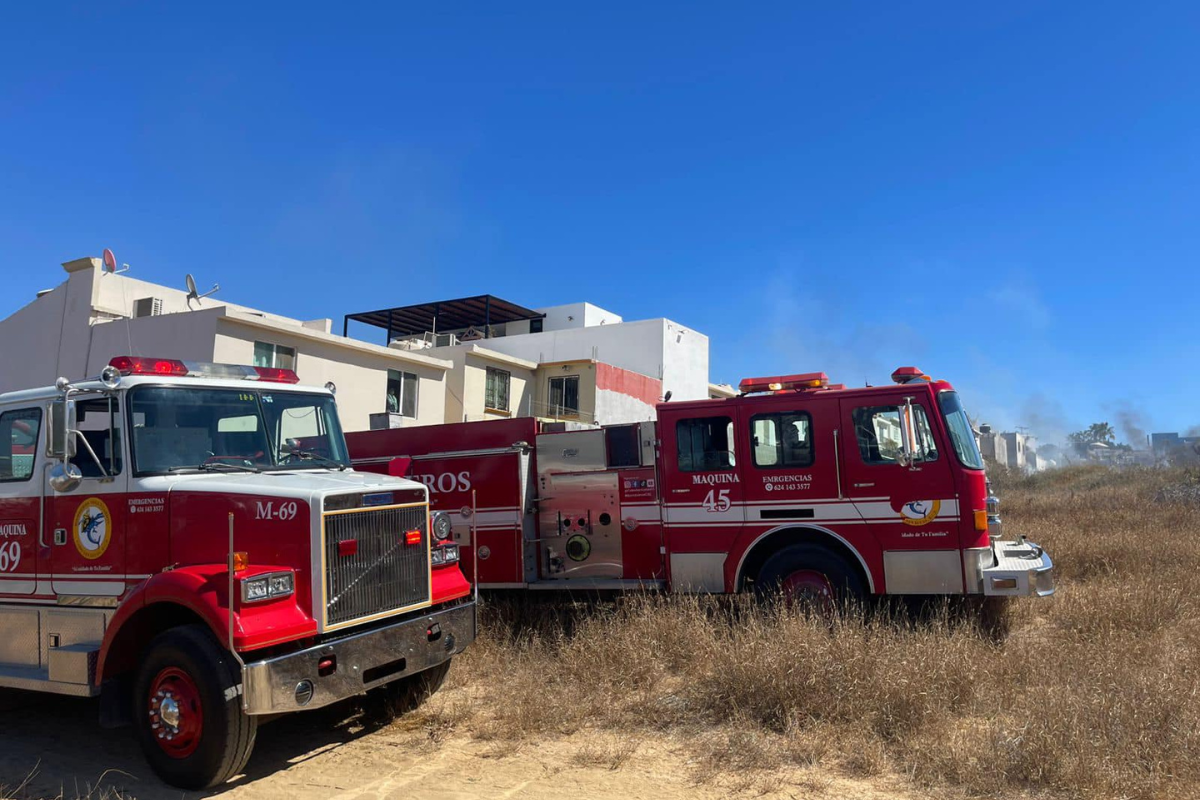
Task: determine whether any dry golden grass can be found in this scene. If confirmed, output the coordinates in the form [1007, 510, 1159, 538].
[405, 465, 1200, 799]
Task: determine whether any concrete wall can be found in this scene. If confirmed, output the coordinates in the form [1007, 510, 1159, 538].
[213, 318, 447, 432]
[436, 345, 535, 423]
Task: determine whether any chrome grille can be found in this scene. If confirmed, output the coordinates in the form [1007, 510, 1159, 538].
[324, 505, 431, 628]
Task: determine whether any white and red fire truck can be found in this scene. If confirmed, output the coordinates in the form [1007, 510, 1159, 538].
[0, 357, 474, 789]
[347, 367, 1054, 603]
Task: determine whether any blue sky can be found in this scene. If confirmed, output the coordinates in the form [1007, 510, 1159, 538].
[2, 3, 1197, 446]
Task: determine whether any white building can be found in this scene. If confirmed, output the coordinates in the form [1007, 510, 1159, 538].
[346, 297, 710, 425]
[0, 257, 452, 431]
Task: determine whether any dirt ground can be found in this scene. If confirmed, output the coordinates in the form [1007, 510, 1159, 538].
[0, 687, 920, 800]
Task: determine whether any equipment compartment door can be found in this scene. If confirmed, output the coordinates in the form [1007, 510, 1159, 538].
[537, 471, 623, 579]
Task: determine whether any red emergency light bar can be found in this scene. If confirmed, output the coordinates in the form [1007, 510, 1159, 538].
[739, 372, 830, 394]
[108, 356, 301, 384]
[891, 366, 931, 384]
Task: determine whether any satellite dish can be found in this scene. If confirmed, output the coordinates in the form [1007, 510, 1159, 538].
[101, 248, 129, 275]
[185, 273, 220, 308]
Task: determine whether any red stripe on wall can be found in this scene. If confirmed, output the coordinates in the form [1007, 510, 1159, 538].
[596, 362, 662, 405]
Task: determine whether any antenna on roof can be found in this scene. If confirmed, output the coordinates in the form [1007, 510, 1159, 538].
[185, 273, 220, 309]
[101, 248, 129, 275]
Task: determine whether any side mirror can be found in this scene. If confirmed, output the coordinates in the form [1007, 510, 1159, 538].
[897, 397, 922, 467]
[47, 398, 77, 460]
[49, 462, 82, 493]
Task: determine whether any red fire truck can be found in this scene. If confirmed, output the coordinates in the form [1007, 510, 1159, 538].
[0, 357, 474, 789]
[347, 368, 1053, 602]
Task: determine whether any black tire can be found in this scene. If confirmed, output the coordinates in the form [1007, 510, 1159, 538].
[361, 659, 452, 723]
[754, 543, 867, 606]
[132, 624, 257, 790]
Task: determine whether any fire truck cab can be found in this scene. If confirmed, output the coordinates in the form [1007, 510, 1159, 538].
[0, 357, 475, 789]
[347, 367, 1053, 603]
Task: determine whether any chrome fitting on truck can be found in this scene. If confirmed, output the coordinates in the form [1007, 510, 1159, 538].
[240, 601, 475, 714]
[980, 537, 1054, 597]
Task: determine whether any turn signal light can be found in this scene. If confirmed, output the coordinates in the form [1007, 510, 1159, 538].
[232, 551, 249, 572]
[404, 529, 423, 545]
[974, 510, 989, 532]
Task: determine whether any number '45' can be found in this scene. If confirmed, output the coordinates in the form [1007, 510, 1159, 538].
[702, 489, 731, 513]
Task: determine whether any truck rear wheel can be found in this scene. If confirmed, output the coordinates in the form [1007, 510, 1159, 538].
[133, 624, 257, 790]
[755, 544, 867, 608]
[361, 659, 452, 722]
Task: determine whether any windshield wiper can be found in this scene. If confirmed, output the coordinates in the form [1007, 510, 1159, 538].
[196, 461, 261, 473]
[280, 449, 348, 470]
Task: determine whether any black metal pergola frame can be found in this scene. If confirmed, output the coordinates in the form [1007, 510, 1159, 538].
[343, 294, 545, 343]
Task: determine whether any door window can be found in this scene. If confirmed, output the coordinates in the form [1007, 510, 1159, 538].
[71, 397, 123, 477]
[852, 404, 938, 465]
[750, 412, 813, 468]
[676, 416, 736, 472]
[0, 408, 40, 481]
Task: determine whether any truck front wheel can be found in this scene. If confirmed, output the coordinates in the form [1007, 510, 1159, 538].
[133, 624, 258, 790]
[361, 659, 452, 722]
[754, 544, 866, 608]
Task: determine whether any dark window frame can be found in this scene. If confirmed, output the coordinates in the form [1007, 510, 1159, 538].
[485, 367, 511, 412]
[852, 403, 939, 466]
[0, 408, 41, 483]
[749, 410, 814, 469]
[675, 415, 737, 473]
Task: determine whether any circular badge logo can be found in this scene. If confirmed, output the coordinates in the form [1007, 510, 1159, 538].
[900, 499, 941, 527]
[73, 497, 112, 560]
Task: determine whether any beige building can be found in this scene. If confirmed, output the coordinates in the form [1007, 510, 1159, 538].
[0, 257, 451, 431]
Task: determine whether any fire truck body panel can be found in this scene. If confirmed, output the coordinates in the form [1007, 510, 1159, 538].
[347, 369, 1054, 601]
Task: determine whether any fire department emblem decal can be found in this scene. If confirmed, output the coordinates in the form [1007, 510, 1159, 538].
[73, 497, 112, 560]
[900, 500, 941, 527]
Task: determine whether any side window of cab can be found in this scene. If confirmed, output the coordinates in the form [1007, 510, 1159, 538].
[676, 416, 736, 472]
[0, 408, 42, 482]
[852, 404, 938, 465]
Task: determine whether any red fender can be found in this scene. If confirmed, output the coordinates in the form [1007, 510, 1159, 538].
[96, 565, 317, 686]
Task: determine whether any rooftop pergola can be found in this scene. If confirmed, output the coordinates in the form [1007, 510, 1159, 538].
[343, 294, 545, 343]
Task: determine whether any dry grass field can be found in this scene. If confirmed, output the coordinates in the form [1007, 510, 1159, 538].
[4, 465, 1198, 799]
[399, 465, 1200, 799]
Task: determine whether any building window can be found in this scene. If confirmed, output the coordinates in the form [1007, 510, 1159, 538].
[253, 341, 296, 370]
[530, 318, 544, 333]
[676, 416, 736, 472]
[485, 367, 511, 412]
[548, 375, 580, 416]
[387, 370, 419, 418]
[751, 412, 813, 468]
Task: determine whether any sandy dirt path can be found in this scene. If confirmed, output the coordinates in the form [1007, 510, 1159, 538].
[0, 688, 922, 800]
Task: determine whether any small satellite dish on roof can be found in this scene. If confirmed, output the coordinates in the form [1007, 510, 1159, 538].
[101, 248, 129, 275]
[185, 273, 220, 308]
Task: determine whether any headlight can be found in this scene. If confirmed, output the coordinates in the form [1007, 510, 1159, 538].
[241, 571, 295, 603]
[431, 544, 460, 566]
[431, 511, 453, 541]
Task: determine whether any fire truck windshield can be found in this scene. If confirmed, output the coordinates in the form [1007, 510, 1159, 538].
[127, 385, 350, 475]
[938, 391, 985, 470]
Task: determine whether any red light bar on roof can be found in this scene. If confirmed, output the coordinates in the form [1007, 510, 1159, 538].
[108, 356, 300, 384]
[891, 366, 929, 384]
[739, 372, 829, 394]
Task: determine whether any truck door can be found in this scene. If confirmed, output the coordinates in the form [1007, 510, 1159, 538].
[838, 393, 962, 593]
[659, 408, 743, 591]
[0, 407, 45, 595]
[48, 395, 129, 599]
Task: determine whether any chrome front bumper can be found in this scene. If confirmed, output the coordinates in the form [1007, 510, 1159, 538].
[241, 601, 476, 715]
[978, 538, 1055, 597]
